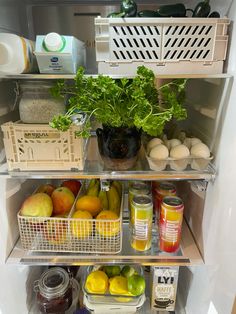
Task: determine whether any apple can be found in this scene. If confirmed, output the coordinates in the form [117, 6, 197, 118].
[35, 184, 56, 196]
[61, 180, 81, 197]
[43, 219, 67, 245]
[20, 193, 53, 217]
[51, 187, 75, 216]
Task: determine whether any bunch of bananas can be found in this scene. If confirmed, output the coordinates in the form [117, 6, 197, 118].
[86, 179, 122, 216]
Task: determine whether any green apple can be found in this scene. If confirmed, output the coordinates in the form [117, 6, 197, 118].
[20, 193, 53, 217]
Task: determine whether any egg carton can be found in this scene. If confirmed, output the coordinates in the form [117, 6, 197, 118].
[146, 152, 213, 171]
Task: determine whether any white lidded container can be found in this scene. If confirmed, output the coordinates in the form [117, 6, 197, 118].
[35, 32, 86, 74]
[0, 33, 38, 74]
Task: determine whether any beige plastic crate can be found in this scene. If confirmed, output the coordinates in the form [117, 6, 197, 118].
[18, 182, 123, 254]
[1, 121, 86, 171]
[95, 17, 230, 75]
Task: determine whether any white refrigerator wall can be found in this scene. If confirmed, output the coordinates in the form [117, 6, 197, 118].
[179, 2, 236, 314]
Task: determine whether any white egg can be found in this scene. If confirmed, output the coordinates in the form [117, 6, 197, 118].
[168, 139, 182, 149]
[170, 144, 190, 159]
[149, 144, 169, 160]
[191, 143, 210, 158]
[147, 138, 163, 152]
[183, 137, 192, 149]
[190, 138, 202, 147]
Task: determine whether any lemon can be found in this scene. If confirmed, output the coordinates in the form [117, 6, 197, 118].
[85, 270, 109, 294]
[109, 276, 133, 302]
[71, 210, 93, 238]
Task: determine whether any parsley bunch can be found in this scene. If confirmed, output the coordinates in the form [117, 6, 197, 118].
[50, 66, 187, 137]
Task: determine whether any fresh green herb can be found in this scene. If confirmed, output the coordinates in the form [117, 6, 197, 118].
[50, 66, 187, 137]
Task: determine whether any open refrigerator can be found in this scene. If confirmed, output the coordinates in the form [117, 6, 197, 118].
[0, 0, 236, 313]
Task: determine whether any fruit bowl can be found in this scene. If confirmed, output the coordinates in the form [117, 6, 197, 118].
[82, 265, 145, 306]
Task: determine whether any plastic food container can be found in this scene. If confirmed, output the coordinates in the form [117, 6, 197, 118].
[83, 265, 145, 306]
[95, 17, 230, 75]
[1, 120, 86, 171]
[146, 152, 213, 171]
[19, 81, 66, 123]
[0, 33, 38, 74]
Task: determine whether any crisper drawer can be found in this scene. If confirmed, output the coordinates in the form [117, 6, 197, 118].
[17, 180, 124, 254]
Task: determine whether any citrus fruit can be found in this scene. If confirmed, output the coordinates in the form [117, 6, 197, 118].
[85, 270, 109, 294]
[121, 266, 136, 278]
[103, 265, 121, 278]
[95, 210, 120, 237]
[71, 210, 93, 238]
[109, 276, 130, 295]
[75, 195, 102, 217]
[127, 274, 145, 296]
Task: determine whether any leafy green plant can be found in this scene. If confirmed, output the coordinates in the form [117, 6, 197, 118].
[50, 66, 187, 137]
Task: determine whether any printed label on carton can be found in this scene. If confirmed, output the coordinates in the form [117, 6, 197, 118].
[151, 266, 179, 311]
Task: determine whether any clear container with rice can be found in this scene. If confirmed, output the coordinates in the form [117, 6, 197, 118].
[19, 81, 66, 123]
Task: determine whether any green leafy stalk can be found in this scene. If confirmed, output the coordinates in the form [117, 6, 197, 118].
[50, 66, 187, 137]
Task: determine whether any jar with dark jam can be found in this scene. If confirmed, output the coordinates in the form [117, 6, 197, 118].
[34, 267, 73, 314]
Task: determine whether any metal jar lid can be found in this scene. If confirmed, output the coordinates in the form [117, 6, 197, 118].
[129, 182, 150, 195]
[35, 267, 70, 299]
[162, 196, 183, 210]
[132, 195, 153, 207]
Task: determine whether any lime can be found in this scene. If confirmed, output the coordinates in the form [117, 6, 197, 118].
[121, 265, 135, 278]
[103, 265, 121, 278]
[127, 274, 146, 296]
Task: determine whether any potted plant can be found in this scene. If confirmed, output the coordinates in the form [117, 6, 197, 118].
[50, 66, 187, 170]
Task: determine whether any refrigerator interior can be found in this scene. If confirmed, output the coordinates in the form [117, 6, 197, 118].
[0, 0, 236, 313]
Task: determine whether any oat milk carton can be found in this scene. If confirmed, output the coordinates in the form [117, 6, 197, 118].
[151, 266, 179, 311]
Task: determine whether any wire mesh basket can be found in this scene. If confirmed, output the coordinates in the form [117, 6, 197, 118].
[18, 181, 123, 254]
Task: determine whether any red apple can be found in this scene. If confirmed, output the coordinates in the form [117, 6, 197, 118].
[20, 193, 53, 217]
[35, 184, 56, 196]
[43, 219, 67, 245]
[61, 180, 81, 197]
[51, 187, 75, 216]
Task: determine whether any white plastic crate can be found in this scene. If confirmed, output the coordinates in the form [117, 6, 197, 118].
[1, 121, 86, 171]
[17, 182, 123, 254]
[95, 17, 230, 75]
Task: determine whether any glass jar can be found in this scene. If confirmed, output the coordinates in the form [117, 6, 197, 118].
[19, 81, 65, 123]
[34, 267, 73, 314]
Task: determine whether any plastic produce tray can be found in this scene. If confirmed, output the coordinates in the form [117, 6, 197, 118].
[83, 265, 145, 306]
[17, 182, 123, 254]
[1, 121, 86, 171]
[95, 17, 230, 75]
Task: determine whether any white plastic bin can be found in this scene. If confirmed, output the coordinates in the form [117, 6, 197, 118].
[95, 17, 230, 75]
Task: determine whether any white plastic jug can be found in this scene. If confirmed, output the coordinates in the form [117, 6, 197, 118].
[0, 33, 37, 74]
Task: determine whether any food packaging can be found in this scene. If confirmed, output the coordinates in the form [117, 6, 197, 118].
[34, 32, 86, 74]
[0, 33, 38, 74]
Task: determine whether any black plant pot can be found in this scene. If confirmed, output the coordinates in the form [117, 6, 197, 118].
[96, 125, 141, 170]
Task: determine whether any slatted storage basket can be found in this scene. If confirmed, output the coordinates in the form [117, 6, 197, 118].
[1, 121, 86, 171]
[95, 17, 230, 75]
[18, 182, 123, 254]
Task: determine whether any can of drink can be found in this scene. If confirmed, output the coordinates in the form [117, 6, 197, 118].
[159, 196, 184, 253]
[152, 182, 177, 218]
[128, 181, 151, 211]
[130, 195, 153, 251]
